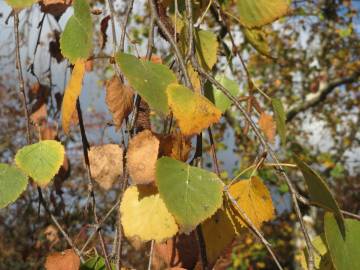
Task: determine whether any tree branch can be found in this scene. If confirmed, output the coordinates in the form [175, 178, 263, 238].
[286, 71, 360, 122]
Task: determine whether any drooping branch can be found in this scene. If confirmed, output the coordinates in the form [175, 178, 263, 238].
[286, 71, 360, 122]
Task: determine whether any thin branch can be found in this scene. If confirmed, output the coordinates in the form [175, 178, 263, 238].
[286, 71, 360, 122]
[119, 0, 135, 52]
[147, 240, 155, 270]
[14, 11, 31, 144]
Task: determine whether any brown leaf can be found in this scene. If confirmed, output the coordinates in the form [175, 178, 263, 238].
[127, 130, 159, 185]
[31, 103, 47, 125]
[40, 123, 57, 140]
[49, 31, 64, 63]
[89, 144, 123, 190]
[40, 0, 72, 19]
[158, 131, 192, 162]
[258, 112, 276, 143]
[45, 249, 80, 270]
[152, 233, 199, 270]
[105, 76, 134, 130]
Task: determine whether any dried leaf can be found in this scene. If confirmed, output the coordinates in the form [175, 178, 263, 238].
[31, 103, 47, 125]
[120, 185, 178, 242]
[45, 249, 80, 270]
[61, 59, 86, 134]
[166, 83, 222, 136]
[158, 131, 192, 162]
[127, 130, 159, 184]
[258, 112, 276, 143]
[89, 144, 123, 190]
[105, 76, 134, 130]
[152, 233, 199, 270]
[49, 31, 64, 63]
[40, 0, 72, 19]
[228, 176, 275, 229]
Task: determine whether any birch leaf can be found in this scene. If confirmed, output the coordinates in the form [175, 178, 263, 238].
[120, 186, 178, 242]
[116, 53, 177, 115]
[258, 112, 276, 143]
[105, 76, 134, 130]
[156, 157, 224, 233]
[45, 249, 80, 270]
[167, 83, 221, 136]
[243, 28, 273, 58]
[127, 130, 159, 185]
[228, 176, 275, 229]
[5, 0, 37, 9]
[195, 30, 218, 70]
[89, 144, 123, 190]
[236, 0, 290, 28]
[61, 59, 86, 134]
[15, 140, 65, 187]
[0, 164, 28, 209]
[324, 213, 360, 270]
[272, 98, 286, 145]
[60, 0, 93, 63]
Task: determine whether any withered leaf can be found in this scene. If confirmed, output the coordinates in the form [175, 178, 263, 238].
[158, 131, 192, 162]
[258, 112, 276, 143]
[40, 0, 72, 20]
[45, 249, 80, 270]
[89, 144, 123, 190]
[127, 130, 159, 185]
[100, 15, 111, 49]
[105, 76, 134, 130]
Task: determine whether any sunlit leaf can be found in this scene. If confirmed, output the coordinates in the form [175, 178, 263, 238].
[156, 157, 224, 232]
[195, 30, 219, 70]
[4, 0, 37, 9]
[89, 144, 123, 190]
[167, 83, 222, 136]
[120, 185, 178, 242]
[272, 98, 286, 145]
[15, 140, 65, 186]
[258, 112, 276, 143]
[60, 0, 93, 63]
[127, 130, 159, 185]
[61, 59, 86, 134]
[228, 176, 275, 228]
[243, 28, 273, 58]
[294, 156, 345, 234]
[116, 53, 177, 115]
[0, 164, 28, 209]
[45, 249, 80, 270]
[205, 75, 240, 113]
[235, 0, 290, 28]
[324, 213, 360, 270]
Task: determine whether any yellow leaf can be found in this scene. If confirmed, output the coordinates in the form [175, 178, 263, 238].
[202, 197, 240, 266]
[166, 83, 222, 136]
[127, 130, 159, 185]
[259, 112, 276, 143]
[120, 186, 178, 242]
[61, 59, 86, 134]
[187, 65, 201, 93]
[228, 176, 275, 229]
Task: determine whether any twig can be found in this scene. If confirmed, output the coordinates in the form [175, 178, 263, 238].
[13, 11, 31, 144]
[147, 240, 154, 270]
[225, 189, 284, 270]
[119, 0, 135, 52]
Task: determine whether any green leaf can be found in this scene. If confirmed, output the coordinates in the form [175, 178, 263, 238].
[116, 53, 177, 115]
[243, 28, 273, 58]
[156, 157, 224, 232]
[205, 75, 240, 112]
[0, 164, 28, 209]
[271, 98, 286, 145]
[195, 30, 219, 70]
[15, 140, 65, 187]
[60, 0, 93, 63]
[294, 156, 345, 235]
[324, 213, 360, 270]
[80, 256, 115, 270]
[4, 0, 37, 9]
[235, 0, 290, 28]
